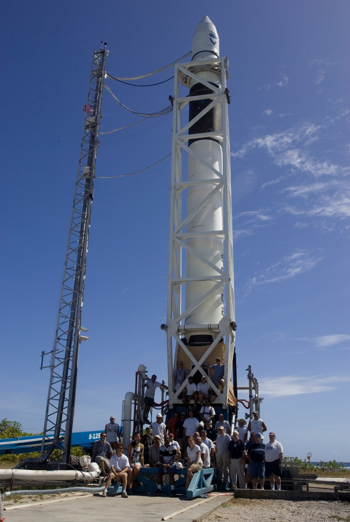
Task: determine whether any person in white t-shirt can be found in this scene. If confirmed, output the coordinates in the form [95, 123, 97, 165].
[237, 419, 248, 444]
[144, 374, 168, 421]
[101, 443, 129, 498]
[265, 432, 283, 490]
[182, 376, 198, 405]
[183, 410, 200, 442]
[186, 436, 203, 488]
[152, 413, 166, 444]
[201, 429, 215, 465]
[200, 401, 216, 422]
[247, 411, 267, 440]
[197, 376, 213, 404]
[195, 435, 211, 468]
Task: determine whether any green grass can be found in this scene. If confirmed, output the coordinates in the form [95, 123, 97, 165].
[330, 516, 350, 521]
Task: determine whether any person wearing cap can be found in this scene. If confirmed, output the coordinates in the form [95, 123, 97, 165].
[244, 432, 255, 488]
[215, 414, 231, 435]
[141, 426, 153, 465]
[181, 376, 199, 405]
[151, 414, 166, 444]
[149, 435, 161, 467]
[237, 419, 248, 444]
[144, 374, 168, 422]
[200, 400, 216, 422]
[247, 433, 265, 490]
[215, 426, 230, 484]
[105, 416, 120, 450]
[265, 432, 283, 490]
[210, 357, 225, 391]
[227, 431, 246, 489]
[247, 411, 267, 440]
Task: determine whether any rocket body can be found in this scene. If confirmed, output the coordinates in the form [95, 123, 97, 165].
[185, 17, 224, 332]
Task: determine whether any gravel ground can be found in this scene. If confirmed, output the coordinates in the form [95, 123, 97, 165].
[2, 491, 90, 507]
[205, 499, 350, 521]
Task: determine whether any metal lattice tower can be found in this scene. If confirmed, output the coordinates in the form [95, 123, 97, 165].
[41, 46, 108, 461]
[165, 57, 236, 409]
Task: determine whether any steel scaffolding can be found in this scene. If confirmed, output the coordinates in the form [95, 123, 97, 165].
[40, 45, 108, 462]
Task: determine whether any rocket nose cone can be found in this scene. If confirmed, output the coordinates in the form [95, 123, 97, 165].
[192, 16, 219, 60]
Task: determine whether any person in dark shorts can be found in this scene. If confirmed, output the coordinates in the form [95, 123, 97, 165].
[265, 432, 283, 490]
[247, 433, 265, 490]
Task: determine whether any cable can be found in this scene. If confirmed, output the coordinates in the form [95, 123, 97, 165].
[106, 51, 191, 81]
[108, 75, 174, 87]
[104, 85, 172, 117]
[97, 153, 171, 179]
[100, 117, 150, 135]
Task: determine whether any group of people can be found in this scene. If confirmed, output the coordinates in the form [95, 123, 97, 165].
[92, 409, 284, 498]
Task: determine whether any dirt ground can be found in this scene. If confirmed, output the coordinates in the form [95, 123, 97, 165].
[205, 498, 350, 522]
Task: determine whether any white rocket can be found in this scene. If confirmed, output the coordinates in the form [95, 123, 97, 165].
[185, 16, 224, 336]
[166, 17, 235, 408]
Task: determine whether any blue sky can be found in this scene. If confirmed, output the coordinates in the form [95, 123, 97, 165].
[1, 1, 349, 462]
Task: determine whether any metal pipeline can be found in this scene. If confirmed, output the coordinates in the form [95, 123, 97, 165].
[0, 485, 105, 521]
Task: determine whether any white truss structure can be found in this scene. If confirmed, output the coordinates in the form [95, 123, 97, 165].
[166, 58, 236, 409]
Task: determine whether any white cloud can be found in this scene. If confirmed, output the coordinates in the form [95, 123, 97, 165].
[314, 334, 350, 348]
[261, 375, 350, 398]
[315, 69, 326, 85]
[284, 192, 350, 219]
[258, 74, 289, 91]
[235, 210, 272, 222]
[262, 109, 273, 116]
[247, 250, 322, 290]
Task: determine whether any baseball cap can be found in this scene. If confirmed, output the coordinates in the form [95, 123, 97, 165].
[255, 433, 262, 438]
[156, 413, 163, 418]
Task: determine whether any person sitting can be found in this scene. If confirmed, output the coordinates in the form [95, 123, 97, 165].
[155, 434, 180, 497]
[92, 432, 112, 476]
[181, 376, 198, 405]
[127, 432, 144, 493]
[149, 435, 161, 467]
[197, 376, 215, 404]
[101, 442, 129, 498]
[210, 357, 225, 391]
[186, 436, 203, 489]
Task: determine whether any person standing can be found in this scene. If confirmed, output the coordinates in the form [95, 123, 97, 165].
[152, 413, 166, 444]
[227, 431, 246, 489]
[200, 401, 216, 422]
[175, 412, 186, 458]
[237, 419, 248, 444]
[265, 432, 283, 490]
[215, 414, 231, 435]
[144, 374, 167, 421]
[247, 411, 267, 439]
[166, 412, 179, 435]
[247, 433, 265, 490]
[183, 410, 200, 445]
[173, 361, 189, 392]
[141, 426, 153, 465]
[215, 426, 230, 484]
[105, 416, 120, 451]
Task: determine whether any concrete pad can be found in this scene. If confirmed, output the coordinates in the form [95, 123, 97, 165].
[3, 493, 231, 522]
